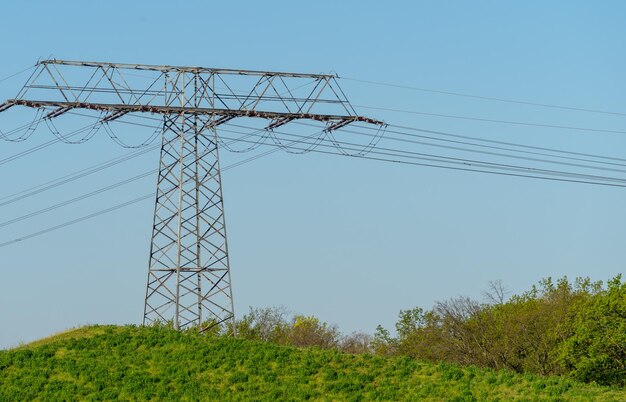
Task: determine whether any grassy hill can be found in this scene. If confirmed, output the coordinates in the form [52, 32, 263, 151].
[1, 325, 625, 401]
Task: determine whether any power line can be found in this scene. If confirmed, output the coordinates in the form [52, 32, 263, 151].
[0, 169, 155, 229]
[0, 137, 62, 166]
[0, 145, 159, 206]
[383, 124, 626, 165]
[291, 121, 626, 174]
[57, 110, 626, 167]
[0, 194, 154, 248]
[0, 109, 44, 142]
[103, 118, 621, 187]
[0, 159, 232, 249]
[239, 121, 626, 177]
[58, 117, 626, 185]
[0, 121, 103, 166]
[0, 65, 35, 84]
[350, 125, 626, 172]
[0, 110, 160, 166]
[343, 77, 626, 118]
[219, 125, 626, 186]
[354, 104, 626, 135]
[313, 140, 626, 187]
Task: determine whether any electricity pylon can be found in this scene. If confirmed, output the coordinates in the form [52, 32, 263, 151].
[0, 59, 383, 331]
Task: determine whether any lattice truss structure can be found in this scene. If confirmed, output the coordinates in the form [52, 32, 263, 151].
[0, 60, 384, 331]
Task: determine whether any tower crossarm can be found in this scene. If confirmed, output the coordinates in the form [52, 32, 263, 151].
[0, 99, 384, 127]
[2, 59, 384, 131]
[37, 59, 338, 78]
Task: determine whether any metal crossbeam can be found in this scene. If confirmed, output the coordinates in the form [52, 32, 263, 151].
[0, 59, 383, 333]
[38, 59, 338, 78]
[1, 99, 384, 126]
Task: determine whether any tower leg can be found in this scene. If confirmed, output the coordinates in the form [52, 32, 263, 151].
[143, 113, 235, 331]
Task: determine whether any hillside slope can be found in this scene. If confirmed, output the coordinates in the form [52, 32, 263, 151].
[1, 325, 624, 401]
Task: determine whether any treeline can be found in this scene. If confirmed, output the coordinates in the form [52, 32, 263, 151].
[205, 275, 626, 387]
[371, 276, 626, 387]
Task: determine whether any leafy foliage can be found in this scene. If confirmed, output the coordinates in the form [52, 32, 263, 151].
[557, 275, 626, 386]
[234, 306, 368, 353]
[374, 276, 626, 387]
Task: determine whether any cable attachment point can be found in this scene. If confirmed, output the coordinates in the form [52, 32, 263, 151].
[101, 110, 130, 123]
[324, 118, 357, 132]
[266, 117, 294, 131]
[45, 106, 73, 119]
[206, 115, 235, 129]
[0, 100, 16, 113]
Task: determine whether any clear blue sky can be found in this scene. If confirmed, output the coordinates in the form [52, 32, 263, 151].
[1, 1, 625, 348]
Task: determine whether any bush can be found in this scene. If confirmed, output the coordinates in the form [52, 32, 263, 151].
[234, 307, 340, 349]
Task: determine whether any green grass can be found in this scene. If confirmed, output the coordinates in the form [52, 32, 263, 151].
[1, 325, 624, 401]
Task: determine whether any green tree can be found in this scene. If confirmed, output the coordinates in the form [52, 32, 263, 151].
[557, 275, 626, 386]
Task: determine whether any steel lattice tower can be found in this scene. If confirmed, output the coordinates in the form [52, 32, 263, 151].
[0, 60, 383, 331]
[146, 106, 234, 330]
